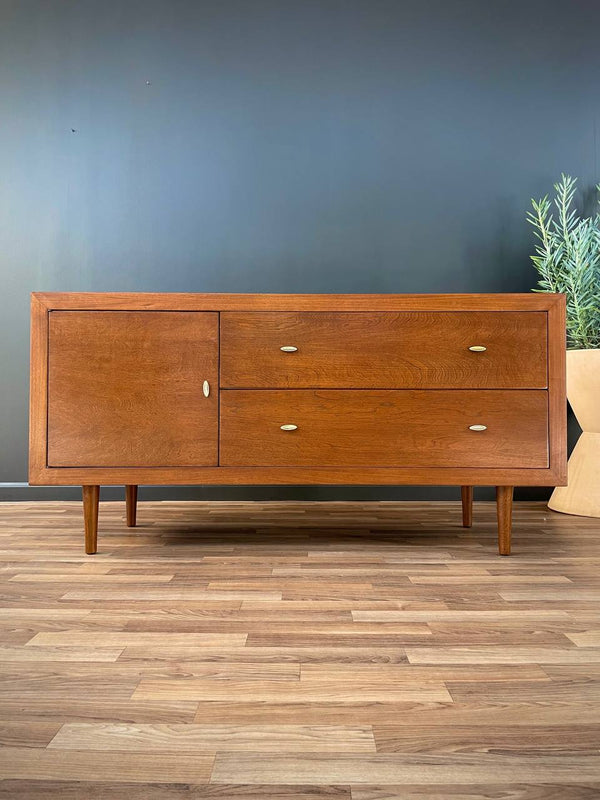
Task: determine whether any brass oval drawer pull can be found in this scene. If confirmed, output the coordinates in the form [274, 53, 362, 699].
[280, 424, 298, 431]
[469, 424, 487, 432]
[468, 345, 487, 352]
[202, 380, 210, 398]
[280, 346, 298, 352]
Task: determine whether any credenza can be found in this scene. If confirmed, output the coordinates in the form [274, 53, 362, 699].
[29, 293, 567, 555]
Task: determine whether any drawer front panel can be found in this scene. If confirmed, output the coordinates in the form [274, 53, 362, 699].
[220, 312, 547, 389]
[220, 390, 549, 468]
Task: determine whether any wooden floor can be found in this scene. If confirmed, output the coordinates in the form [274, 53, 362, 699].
[0, 500, 599, 798]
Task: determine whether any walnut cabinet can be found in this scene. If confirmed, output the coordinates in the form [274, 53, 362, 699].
[29, 293, 567, 555]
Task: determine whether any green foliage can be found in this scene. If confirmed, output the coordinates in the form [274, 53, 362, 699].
[528, 174, 600, 349]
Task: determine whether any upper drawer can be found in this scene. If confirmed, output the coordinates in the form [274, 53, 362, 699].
[220, 312, 548, 388]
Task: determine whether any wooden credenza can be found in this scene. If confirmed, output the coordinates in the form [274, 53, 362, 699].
[29, 293, 567, 555]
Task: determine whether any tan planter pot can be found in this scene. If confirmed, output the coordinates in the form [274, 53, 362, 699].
[548, 348, 600, 517]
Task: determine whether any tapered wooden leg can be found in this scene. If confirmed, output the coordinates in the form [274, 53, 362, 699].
[126, 485, 138, 527]
[82, 485, 99, 555]
[496, 486, 513, 556]
[461, 485, 473, 528]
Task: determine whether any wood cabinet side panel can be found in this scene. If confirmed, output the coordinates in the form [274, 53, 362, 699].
[547, 296, 567, 484]
[29, 295, 49, 481]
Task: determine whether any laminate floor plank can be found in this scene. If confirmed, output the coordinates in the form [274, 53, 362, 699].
[61, 589, 284, 600]
[94, 608, 356, 622]
[241, 601, 442, 610]
[0, 698, 198, 724]
[350, 785, 600, 799]
[405, 647, 600, 664]
[0, 747, 214, 782]
[0, 645, 124, 661]
[371, 724, 600, 754]
[9, 573, 176, 583]
[48, 722, 376, 753]
[408, 576, 573, 584]
[132, 678, 452, 702]
[27, 631, 248, 647]
[0, 721, 62, 748]
[120, 621, 432, 635]
[300, 664, 550, 682]
[118, 646, 410, 663]
[0, 783, 352, 800]
[191, 699, 600, 726]
[0, 608, 92, 618]
[566, 631, 600, 646]
[446, 678, 600, 704]
[209, 752, 600, 784]
[500, 591, 600, 601]
[0, 660, 300, 681]
[246, 632, 572, 647]
[1, 499, 599, 793]
[352, 610, 571, 621]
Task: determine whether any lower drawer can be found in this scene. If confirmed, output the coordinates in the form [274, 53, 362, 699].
[219, 390, 549, 468]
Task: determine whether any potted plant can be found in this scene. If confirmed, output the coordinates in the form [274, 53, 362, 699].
[528, 174, 600, 516]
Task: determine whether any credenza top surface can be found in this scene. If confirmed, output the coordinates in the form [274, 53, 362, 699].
[32, 292, 564, 312]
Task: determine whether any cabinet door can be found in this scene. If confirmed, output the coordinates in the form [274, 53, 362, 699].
[48, 312, 218, 467]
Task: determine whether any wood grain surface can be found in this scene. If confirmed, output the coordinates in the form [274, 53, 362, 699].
[220, 390, 549, 467]
[32, 292, 565, 311]
[1, 499, 599, 797]
[29, 293, 567, 490]
[47, 311, 219, 467]
[220, 311, 548, 389]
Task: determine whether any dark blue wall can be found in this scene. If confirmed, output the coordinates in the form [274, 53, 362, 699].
[1, 0, 597, 499]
